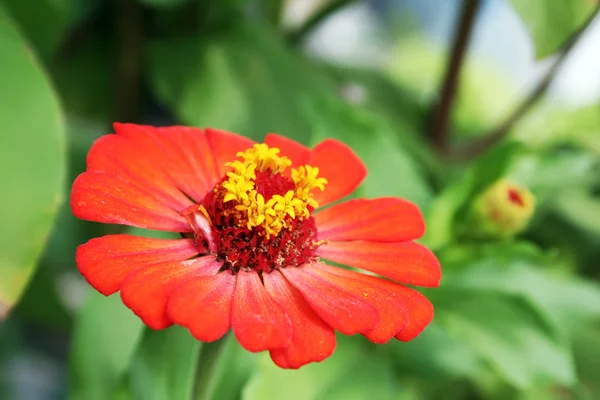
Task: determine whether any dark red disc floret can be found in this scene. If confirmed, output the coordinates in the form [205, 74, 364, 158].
[198, 171, 319, 273]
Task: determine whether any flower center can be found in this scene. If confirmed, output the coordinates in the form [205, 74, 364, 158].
[507, 188, 525, 207]
[182, 144, 327, 273]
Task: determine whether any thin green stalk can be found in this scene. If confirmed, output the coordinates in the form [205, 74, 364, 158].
[193, 334, 230, 400]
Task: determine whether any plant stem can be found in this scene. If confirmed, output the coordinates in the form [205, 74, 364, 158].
[193, 335, 229, 400]
[429, 0, 482, 154]
[287, 0, 356, 45]
[454, 4, 600, 159]
[115, 0, 143, 122]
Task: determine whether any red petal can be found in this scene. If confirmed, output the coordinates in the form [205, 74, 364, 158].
[311, 263, 408, 344]
[281, 265, 378, 335]
[316, 240, 441, 287]
[120, 256, 222, 329]
[86, 134, 193, 211]
[71, 171, 191, 232]
[76, 235, 199, 296]
[231, 270, 292, 352]
[263, 271, 336, 369]
[167, 271, 235, 342]
[113, 123, 219, 202]
[392, 286, 434, 342]
[264, 133, 311, 167]
[205, 128, 255, 177]
[310, 139, 366, 208]
[315, 197, 425, 242]
[319, 265, 434, 341]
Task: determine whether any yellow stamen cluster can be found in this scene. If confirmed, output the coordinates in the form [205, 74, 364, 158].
[292, 165, 327, 209]
[222, 144, 328, 238]
[238, 143, 291, 174]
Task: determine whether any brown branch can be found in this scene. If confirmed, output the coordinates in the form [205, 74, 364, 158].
[429, 0, 482, 154]
[453, 4, 600, 159]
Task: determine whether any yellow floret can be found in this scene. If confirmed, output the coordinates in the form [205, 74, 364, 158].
[221, 143, 327, 238]
[292, 165, 328, 192]
[236, 143, 292, 173]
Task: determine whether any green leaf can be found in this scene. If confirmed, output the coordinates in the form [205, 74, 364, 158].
[553, 189, 600, 236]
[469, 141, 524, 196]
[139, 0, 189, 8]
[68, 291, 145, 400]
[508, 0, 597, 58]
[242, 335, 398, 400]
[387, 321, 483, 381]
[515, 104, 600, 154]
[51, 37, 117, 121]
[420, 183, 469, 250]
[150, 37, 250, 136]
[317, 357, 399, 400]
[441, 295, 576, 389]
[149, 24, 336, 143]
[12, 262, 72, 329]
[422, 141, 522, 249]
[572, 324, 600, 397]
[1, 0, 79, 58]
[442, 242, 600, 331]
[0, 7, 66, 319]
[305, 97, 432, 209]
[508, 151, 597, 196]
[325, 67, 440, 176]
[130, 327, 201, 400]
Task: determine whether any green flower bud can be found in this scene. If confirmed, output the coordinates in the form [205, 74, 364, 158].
[472, 179, 536, 238]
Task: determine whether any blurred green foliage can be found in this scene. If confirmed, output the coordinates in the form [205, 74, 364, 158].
[508, 0, 596, 58]
[1, 0, 600, 399]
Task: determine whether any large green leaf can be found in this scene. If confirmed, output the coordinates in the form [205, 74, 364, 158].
[130, 327, 201, 400]
[0, 7, 66, 318]
[242, 335, 398, 400]
[508, 0, 597, 58]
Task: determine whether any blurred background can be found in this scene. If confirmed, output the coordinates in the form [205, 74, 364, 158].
[1, 0, 600, 399]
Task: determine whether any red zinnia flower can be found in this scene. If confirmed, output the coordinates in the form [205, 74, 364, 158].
[71, 123, 441, 369]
